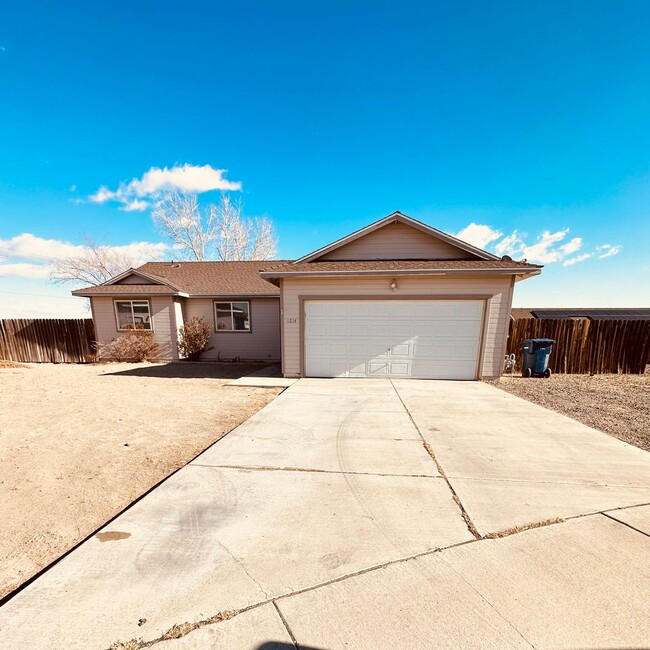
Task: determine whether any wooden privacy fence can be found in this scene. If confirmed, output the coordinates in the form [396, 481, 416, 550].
[0, 319, 96, 363]
[506, 318, 650, 374]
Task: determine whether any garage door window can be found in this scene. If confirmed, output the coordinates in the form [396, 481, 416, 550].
[214, 301, 250, 332]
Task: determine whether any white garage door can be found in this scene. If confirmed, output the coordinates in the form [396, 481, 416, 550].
[304, 300, 484, 380]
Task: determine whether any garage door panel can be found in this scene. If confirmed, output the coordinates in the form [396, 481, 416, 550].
[389, 361, 410, 376]
[391, 343, 411, 356]
[304, 300, 483, 380]
[306, 302, 329, 317]
[369, 323, 391, 337]
[368, 362, 389, 375]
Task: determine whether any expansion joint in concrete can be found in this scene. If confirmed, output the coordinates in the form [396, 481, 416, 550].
[602, 512, 650, 538]
[272, 600, 299, 648]
[109, 506, 644, 650]
[192, 463, 441, 480]
[389, 380, 481, 539]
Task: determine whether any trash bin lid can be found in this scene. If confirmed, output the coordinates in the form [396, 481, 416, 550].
[531, 338, 555, 344]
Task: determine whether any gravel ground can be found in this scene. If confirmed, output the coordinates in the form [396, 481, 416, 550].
[491, 373, 650, 451]
[0, 361, 282, 600]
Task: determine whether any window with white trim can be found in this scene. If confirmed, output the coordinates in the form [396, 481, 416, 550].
[114, 300, 152, 330]
[214, 301, 250, 331]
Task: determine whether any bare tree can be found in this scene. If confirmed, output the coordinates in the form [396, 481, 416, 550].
[152, 192, 277, 261]
[50, 240, 160, 286]
[151, 192, 215, 261]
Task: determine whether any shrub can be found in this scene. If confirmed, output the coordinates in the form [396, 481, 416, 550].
[98, 328, 159, 362]
[178, 316, 213, 360]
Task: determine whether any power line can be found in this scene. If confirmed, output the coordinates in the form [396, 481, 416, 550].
[0, 290, 80, 301]
[0, 248, 60, 262]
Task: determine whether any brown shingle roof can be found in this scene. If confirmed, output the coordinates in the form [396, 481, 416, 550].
[137, 261, 286, 295]
[72, 261, 288, 297]
[72, 257, 541, 298]
[260, 259, 541, 275]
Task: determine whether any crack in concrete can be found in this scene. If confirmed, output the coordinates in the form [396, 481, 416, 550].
[215, 539, 271, 601]
[389, 379, 481, 539]
[437, 554, 537, 649]
[108, 504, 650, 649]
[193, 463, 441, 479]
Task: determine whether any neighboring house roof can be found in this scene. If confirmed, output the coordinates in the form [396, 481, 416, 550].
[294, 211, 502, 263]
[513, 308, 650, 320]
[511, 308, 535, 319]
[261, 259, 541, 279]
[72, 261, 288, 297]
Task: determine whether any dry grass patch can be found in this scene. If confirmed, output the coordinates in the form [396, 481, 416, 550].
[0, 362, 282, 599]
[0, 360, 28, 368]
[110, 641, 142, 650]
[110, 609, 239, 649]
[491, 373, 650, 451]
[484, 518, 565, 539]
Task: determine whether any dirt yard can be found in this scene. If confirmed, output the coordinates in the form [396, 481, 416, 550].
[492, 373, 650, 451]
[0, 362, 282, 600]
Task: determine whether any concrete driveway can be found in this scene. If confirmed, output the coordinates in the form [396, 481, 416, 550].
[1, 379, 649, 649]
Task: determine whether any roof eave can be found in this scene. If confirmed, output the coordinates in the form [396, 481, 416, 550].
[260, 267, 542, 279]
[182, 293, 280, 298]
[71, 290, 189, 298]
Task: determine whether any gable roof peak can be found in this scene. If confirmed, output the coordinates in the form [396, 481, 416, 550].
[102, 267, 180, 289]
[294, 211, 500, 263]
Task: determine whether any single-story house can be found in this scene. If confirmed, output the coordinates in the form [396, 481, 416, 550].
[73, 212, 542, 379]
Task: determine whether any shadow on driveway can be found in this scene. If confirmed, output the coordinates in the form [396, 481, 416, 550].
[255, 641, 326, 650]
[101, 362, 277, 380]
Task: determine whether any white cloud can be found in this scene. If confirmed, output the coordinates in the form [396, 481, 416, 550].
[494, 230, 525, 257]
[455, 223, 502, 249]
[560, 237, 582, 255]
[0, 233, 85, 261]
[122, 199, 149, 212]
[458, 222, 622, 267]
[596, 244, 622, 259]
[0, 291, 89, 318]
[0, 233, 169, 280]
[522, 229, 569, 263]
[0, 263, 53, 279]
[88, 163, 242, 211]
[562, 253, 592, 267]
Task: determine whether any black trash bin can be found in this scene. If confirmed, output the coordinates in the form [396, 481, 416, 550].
[521, 338, 555, 378]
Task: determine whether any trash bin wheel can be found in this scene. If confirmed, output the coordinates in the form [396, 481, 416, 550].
[543, 368, 552, 379]
[523, 368, 532, 378]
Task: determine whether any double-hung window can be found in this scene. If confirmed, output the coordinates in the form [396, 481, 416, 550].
[114, 300, 152, 330]
[214, 301, 250, 332]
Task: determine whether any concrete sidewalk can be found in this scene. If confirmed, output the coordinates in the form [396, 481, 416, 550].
[0, 379, 649, 649]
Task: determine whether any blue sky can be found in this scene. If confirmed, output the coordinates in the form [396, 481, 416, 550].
[1, 1, 649, 316]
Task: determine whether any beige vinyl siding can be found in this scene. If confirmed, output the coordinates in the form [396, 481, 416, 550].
[318, 221, 478, 261]
[173, 299, 185, 356]
[115, 274, 159, 285]
[183, 298, 281, 361]
[91, 296, 177, 360]
[280, 275, 514, 379]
